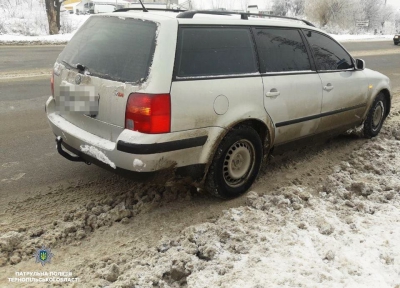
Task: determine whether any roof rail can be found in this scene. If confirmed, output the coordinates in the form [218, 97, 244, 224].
[114, 8, 187, 13]
[176, 10, 315, 27]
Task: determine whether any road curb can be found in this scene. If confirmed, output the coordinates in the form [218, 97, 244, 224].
[0, 41, 67, 46]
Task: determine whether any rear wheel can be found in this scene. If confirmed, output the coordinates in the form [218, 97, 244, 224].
[363, 93, 387, 138]
[205, 125, 263, 199]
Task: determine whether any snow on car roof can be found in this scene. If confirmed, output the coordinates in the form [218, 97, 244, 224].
[112, 10, 320, 31]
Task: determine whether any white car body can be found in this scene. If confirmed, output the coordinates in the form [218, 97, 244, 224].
[46, 10, 392, 198]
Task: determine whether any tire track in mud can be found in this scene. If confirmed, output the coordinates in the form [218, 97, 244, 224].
[3, 176, 142, 231]
[0, 172, 197, 266]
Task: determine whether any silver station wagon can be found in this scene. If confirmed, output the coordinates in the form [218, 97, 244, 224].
[46, 9, 392, 199]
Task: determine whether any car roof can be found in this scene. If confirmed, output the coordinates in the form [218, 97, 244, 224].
[109, 10, 324, 32]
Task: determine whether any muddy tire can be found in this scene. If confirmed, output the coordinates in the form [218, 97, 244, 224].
[363, 93, 387, 138]
[205, 125, 263, 199]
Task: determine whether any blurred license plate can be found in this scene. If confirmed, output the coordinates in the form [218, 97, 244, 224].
[58, 85, 98, 114]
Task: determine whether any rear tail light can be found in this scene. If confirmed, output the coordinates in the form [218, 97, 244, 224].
[50, 71, 54, 97]
[125, 93, 171, 134]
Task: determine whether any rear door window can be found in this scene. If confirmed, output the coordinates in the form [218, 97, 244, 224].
[174, 27, 258, 78]
[303, 30, 354, 71]
[57, 16, 157, 83]
[254, 28, 312, 73]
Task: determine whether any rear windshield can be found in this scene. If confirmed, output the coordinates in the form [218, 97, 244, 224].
[57, 16, 157, 84]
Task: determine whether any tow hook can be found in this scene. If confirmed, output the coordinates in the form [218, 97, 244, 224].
[55, 137, 91, 165]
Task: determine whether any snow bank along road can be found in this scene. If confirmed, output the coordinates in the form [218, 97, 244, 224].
[0, 41, 400, 287]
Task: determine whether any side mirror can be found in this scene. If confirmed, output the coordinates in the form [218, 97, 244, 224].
[356, 59, 365, 70]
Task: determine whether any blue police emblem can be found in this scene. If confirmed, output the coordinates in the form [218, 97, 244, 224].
[34, 246, 54, 266]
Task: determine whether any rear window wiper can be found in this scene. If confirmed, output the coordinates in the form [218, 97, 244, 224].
[61, 60, 88, 74]
[61, 60, 76, 70]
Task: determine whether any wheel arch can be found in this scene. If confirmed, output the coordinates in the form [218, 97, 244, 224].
[231, 119, 272, 154]
[199, 118, 273, 184]
[380, 88, 391, 117]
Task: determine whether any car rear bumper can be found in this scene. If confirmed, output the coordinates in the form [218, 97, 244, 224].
[45, 96, 222, 175]
[55, 137, 206, 181]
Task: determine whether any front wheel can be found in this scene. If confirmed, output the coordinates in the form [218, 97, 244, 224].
[363, 93, 387, 138]
[205, 125, 263, 199]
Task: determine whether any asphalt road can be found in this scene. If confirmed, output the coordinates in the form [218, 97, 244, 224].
[0, 45, 64, 73]
[0, 41, 399, 211]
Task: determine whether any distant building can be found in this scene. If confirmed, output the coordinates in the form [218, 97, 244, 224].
[247, 5, 258, 13]
[63, 0, 81, 14]
[64, 0, 81, 4]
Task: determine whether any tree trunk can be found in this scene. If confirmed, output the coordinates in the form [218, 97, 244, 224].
[45, 0, 59, 35]
[56, 0, 62, 32]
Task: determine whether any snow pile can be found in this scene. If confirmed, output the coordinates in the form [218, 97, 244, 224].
[0, 0, 48, 36]
[0, 180, 192, 266]
[133, 159, 146, 171]
[0, 0, 89, 43]
[0, 14, 90, 45]
[73, 110, 400, 287]
[0, 34, 73, 45]
[80, 145, 116, 169]
[331, 34, 395, 42]
[1, 107, 399, 287]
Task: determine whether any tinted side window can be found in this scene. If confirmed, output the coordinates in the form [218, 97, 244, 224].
[255, 28, 311, 73]
[304, 30, 353, 71]
[175, 27, 258, 77]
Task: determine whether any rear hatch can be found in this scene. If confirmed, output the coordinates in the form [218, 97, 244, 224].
[54, 15, 157, 142]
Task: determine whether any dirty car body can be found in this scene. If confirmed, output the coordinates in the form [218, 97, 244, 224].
[46, 10, 392, 199]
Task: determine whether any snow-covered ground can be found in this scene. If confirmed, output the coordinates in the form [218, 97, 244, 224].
[332, 34, 395, 42]
[80, 108, 400, 287]
[1, 103, 399, 287]
[0, 14, 89, 45]
[0, 33, 73, 45]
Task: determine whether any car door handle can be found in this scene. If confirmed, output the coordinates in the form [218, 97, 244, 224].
[324, 84, 334, 91]
[266, 89, 280, 98]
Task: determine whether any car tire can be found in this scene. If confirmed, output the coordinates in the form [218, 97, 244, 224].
[363, 93, 387, 138]
[205, 125, 263, 199]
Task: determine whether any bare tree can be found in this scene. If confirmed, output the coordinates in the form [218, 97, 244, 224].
[360, 0, 384, 29]
[305, 0, 357, 27]
[211, 0, 224, 9]
[239, 0, 250, 12]
[272, 0, 305, 16]
[380, 5, 395, 30]
[272, 0, 290, 16]
[396, 10, 400, 32]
